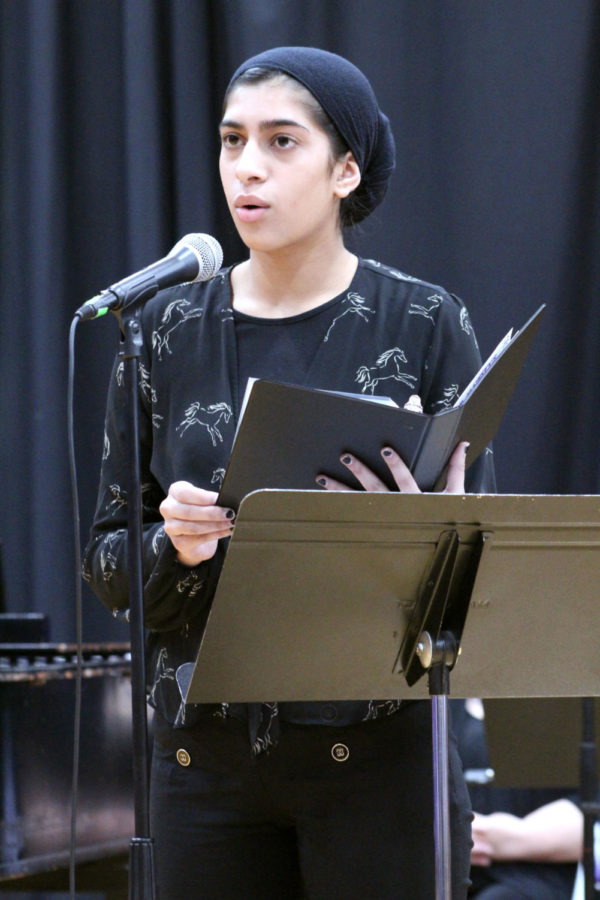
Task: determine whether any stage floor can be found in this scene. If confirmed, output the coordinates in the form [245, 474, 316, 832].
[0, 853, 128, 899]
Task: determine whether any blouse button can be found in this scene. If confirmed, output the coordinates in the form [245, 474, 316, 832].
[176, 748, 191, 767]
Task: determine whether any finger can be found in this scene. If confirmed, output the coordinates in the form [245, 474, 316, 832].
[160, 487, 234, 524]
[315, 474, 356, 492]
[161, 499, 235, 524]
[175, 526, 233, 549]
[169, 480, 220, 505]
[337, 453, 389, 491]
[163, 517, 234, 540]
[443, 441, 469, 494]
[380, 447, 420, 493]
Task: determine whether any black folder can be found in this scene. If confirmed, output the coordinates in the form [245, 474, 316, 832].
[219, 305, 545, 509]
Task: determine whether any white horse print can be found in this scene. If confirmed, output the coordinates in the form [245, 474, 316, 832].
[363, 700, 402, 720]
[107, 483, 127, 515]
[211, 467, 226, 486]
[100, 530, 123, 582]
[432, 383, 460, 408]
[355, 348, 417, 394]
[459, 306, 473, 336]
[152, 525, 167, 556]
[409, 293, 443, 322]
[323, 292, 375, 342]
[175, 570, 204, 598]
[148, 648, 176, 708]
[362, 259, 420, 282]
[138, 362, 157, 403]
[176, 401, 233, 445]
[152, 299, 203, 360]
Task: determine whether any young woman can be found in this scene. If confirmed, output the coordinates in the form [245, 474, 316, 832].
[84, 47, 495, 899]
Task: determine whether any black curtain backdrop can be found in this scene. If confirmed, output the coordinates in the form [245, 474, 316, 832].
[1, 0, 598, 641]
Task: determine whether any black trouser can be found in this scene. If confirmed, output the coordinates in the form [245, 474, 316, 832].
[469, 861, 577, 898]
[149, 701, 472, 899]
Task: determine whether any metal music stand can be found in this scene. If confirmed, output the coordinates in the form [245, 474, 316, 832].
[185, 490, 600, 900]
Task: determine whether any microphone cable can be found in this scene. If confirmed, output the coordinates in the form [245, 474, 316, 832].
[67, 314, 84, 900]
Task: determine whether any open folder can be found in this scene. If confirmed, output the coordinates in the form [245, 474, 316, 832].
[218, 305, 545, 509]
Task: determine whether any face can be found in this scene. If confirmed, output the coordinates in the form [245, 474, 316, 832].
[219, 79, 358, 255]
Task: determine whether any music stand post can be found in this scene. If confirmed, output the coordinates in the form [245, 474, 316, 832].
[186, 490, 600, 900]
[419, 640, 457, 900]
[399, 528, 488, 899]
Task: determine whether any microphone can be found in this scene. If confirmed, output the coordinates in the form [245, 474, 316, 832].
[75, 233, 223, 321]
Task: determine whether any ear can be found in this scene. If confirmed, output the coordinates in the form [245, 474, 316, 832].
[334, 152, 361, 199]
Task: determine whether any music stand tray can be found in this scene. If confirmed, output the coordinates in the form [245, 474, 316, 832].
[186, 491, 600, 704]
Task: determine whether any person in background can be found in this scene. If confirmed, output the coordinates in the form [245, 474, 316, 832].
[84, 47, 495, 899]
[452, 698, 581, 899]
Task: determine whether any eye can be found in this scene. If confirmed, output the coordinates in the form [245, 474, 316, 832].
[272, 134, 297, 150]
[221, 132, 243, 149]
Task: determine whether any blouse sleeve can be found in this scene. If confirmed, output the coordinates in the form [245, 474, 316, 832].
[82, 351, 216, 632]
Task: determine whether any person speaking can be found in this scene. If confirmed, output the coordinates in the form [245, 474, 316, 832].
[84, 46, 496, 899]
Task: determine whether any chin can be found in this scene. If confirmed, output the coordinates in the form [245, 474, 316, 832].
[238, 231, 290, 254]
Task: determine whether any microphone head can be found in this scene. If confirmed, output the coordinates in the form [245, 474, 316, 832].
[171, 233, 224, 281]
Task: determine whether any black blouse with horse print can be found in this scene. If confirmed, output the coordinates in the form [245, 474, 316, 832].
[83, 257, 496, 732]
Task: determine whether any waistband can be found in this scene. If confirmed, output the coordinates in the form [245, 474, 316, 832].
[226, 700, 404, 727]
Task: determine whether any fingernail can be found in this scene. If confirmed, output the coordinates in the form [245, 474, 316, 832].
[225, 509, 235, 519]
[382, 448, 393, 458]
[316, 476, 327, 486]
[463, 442, 470, 454]
[341, 454, 353, 465]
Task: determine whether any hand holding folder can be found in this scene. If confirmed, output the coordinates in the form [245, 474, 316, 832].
[218, 305, 545, 510]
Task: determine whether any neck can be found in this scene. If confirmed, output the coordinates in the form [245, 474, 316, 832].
[231, 236, 358, 318]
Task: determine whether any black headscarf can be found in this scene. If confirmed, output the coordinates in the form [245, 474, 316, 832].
[226, 47, 396, 222]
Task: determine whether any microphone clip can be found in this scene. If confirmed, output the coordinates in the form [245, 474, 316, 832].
[74, 279, 159, 321]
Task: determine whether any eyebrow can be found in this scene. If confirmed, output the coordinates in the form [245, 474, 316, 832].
[219, 118, 310, 133]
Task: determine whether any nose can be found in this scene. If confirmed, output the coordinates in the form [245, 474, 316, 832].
[234, 139, 267, 184]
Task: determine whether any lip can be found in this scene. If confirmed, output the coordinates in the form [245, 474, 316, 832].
[234, 194, 270, 223]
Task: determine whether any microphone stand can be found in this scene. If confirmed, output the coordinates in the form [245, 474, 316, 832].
[76, 238, 221, 896]
[118, 303, 157, 900]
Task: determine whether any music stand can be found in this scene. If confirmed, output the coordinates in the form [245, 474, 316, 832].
[185, 490, 600, 899]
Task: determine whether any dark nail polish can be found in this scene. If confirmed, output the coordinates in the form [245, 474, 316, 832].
[225, 509, 235, 519]
[316, 476, 327, 486]
[341, 455, 352, 465]
[382, 448, 393, 458]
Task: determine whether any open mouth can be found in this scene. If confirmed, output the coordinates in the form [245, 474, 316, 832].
[235, 202, 269, 222]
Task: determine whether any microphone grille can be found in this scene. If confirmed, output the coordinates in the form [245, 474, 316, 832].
[174, 233, 224, 281]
